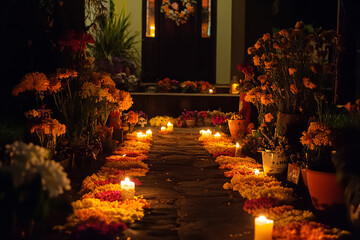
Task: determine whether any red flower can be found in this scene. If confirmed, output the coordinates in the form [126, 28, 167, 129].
[59, 30, 95, 52]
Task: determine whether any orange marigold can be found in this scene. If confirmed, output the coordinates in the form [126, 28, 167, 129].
[264, 113, 273, 123]
[288, 68, 297, 76]
[290, 84, 298, 94]
[303, 78, 316, 89]
[253, 55, 261, 66]
[12, 72, 49, 96]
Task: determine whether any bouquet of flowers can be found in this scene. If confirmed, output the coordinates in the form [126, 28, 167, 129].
[181, 81, 198, 93]
[197, 81, 213, 93]
[181, 109, 198, 120]
[158, 78, 180, 92]
[245, 21, 340, 115]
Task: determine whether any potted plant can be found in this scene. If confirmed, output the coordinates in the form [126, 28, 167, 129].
[181, 109, 198, 127]
[226, 112, 247, 140]
[210, 111, 228, 132]
[197, 111, 208, 126]
[255, 113, 289, 175]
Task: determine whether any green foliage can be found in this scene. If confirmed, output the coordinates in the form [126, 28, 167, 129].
[91, 10, 140, 70]
[0, 120, 25, 149]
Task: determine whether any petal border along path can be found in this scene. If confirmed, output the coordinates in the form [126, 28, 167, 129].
[55, 131, 152, 239]
[198, 132, 352, 239]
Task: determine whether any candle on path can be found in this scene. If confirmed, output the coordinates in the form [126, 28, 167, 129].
[235, 142, 242, 157]
[206, 129, 212, 137]
[121, 177, 135, 200]
[137, 132, 146, 141]
[161, 126, 167, 132]
[209, 89, 214, 94]
[214, 132, 221, 139]
[167, 122, 173, 132]
[146, 129, 152, 137]
[254, 169, 260, 175]
[254, 215, 274, 240]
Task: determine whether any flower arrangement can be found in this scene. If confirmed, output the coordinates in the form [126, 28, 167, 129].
[158, 77, 180, 92]
[30, 118, 66, 151]
[12, 72, 50, 97]
[197, 81, 213, 93]
[211, 115, 227, 125]
[181, 80, 198, 93]
[127, 111, 139, 124]
[160, 0, 196, 26]
[246, 21, 340, 115]
[226, 112, 244, 120]
[149, 116, 176, 127]
[181, 109, 198, 120]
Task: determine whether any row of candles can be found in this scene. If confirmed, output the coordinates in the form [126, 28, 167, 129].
[160, 122, 173, 132]
[200, 129, 273, 239]
[199, 129, 242, 157]
[136, 129, 153, 141]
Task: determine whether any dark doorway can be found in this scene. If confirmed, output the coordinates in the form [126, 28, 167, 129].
[142, 0, 217, 83]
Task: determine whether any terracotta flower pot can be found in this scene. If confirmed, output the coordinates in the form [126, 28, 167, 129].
[228, 119, 247, 140]
[306, 169, 344, 210]
[261, 151, 288, 175]
[185, 118, 196, 128]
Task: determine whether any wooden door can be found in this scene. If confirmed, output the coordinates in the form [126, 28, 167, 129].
[142, 0, 216, 83]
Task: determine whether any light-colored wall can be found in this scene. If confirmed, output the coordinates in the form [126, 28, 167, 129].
[114, 0, 142, 61]
[216, 0, 232, 85]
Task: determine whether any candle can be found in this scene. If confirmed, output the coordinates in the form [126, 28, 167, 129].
[209, 89, 214, 94]
[254, 169, 260, 175]
[200, 130, 205, 135]
[161, 126, 167, 132]
[167, 122, 173, 132]
[254, 216, 274, 240]
[235, 142, 242, 157]
[206, 129, 212, 136]
[137, 132, 146, 141]
[214, 132, 221, 139]
[150, 25, 155, 37]
[121, 177, 135, 200]
[146, 129, 152, 137]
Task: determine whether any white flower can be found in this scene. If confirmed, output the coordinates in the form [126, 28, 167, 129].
[4, 141, 71, 197]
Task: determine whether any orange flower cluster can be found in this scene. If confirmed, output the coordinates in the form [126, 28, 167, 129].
[181, 80, 197, 89]
[197, 81, 213, 93]
[127, 111, 139, 124]
[30, 118, 66, 138]
[300, 122, 332, 149]
[273, 221, 350, 240]
[57, 132, 152, 234]
[160, 0, 197, 26]
[12, 72, 49, 96]
[245, 21, 340, 114]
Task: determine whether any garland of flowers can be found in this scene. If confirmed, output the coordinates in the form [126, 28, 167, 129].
[160, 0, 197, 26]
[55, 131, 152, 237]
[197, 131, 350, 239]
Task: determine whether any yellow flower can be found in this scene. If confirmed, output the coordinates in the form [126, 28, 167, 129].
[264, 113, 273, 122]
[288, 68, 297, 76]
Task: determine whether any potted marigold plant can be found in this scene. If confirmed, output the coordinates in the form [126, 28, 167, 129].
[246, 21, 341, 152]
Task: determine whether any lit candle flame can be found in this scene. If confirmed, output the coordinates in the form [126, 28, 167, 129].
[122, 154, 126, 157]
[209, 89, 214, 94]
[236, 142, 240, 148]
[257, 215, 273, 224]
[254, 169, 260, 175]
[146, 129, 152, 136]
[125, 177, 130, 182]
[161, 126, 166, 131]
[214, 132, 221, 138]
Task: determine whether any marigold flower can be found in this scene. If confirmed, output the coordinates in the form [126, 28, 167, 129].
[262, 33, 270, 41]
[253, 55, 261, 66]
[295, 21, 304, 29]
[273, 43, 280, 49]
[12, 72, 49, 96]
[288, 68, 297, 76]
[302, 78, 316, 89]
[310, 65, 317, 73]
[264, 113, 273, 122]
[290, 84, 298, 94]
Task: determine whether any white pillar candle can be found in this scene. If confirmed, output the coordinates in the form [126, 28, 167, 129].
[121, 177, 135, 200]
[137, 132, 146, 141]
[254, 216, 274, 240]
[161, 126, 166, 132]
[206, 129, 212, 137]
[254, 169, 260, 175]
[235, 142, 242, 157]
[209, 89, 214, 94]
[214, 132, 221, 139]
[167, 122, 173, 132]
[146, 129, 152, 137]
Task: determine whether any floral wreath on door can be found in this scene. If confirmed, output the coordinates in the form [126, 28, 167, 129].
[161, 0, 197, 26]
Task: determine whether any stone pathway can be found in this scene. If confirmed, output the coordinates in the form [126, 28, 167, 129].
[124, 127, 254, 240]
